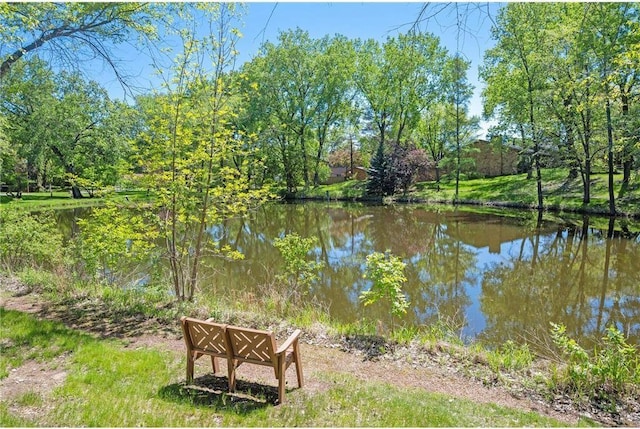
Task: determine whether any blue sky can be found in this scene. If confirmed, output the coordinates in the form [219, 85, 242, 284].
[104, 2, 501, 136]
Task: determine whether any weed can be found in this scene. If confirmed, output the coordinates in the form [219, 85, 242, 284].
[550, 322, 639, 404]
[15, 391, 43, 407]
[487, 340, 535, 373]
[419, 317, 465, 347]
[17, 268, 64, 294]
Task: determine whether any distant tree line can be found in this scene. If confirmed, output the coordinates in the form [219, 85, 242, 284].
[1, 3, 638, 214]
[481, 3, 639, 214]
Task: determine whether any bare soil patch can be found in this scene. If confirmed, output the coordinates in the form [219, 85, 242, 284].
[0, 353, 69, 421]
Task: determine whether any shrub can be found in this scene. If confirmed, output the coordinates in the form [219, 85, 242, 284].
[0, 208, 64, 271]
[273, 233, 324, 297]
[366, 142, 430, 196]
[360, 251, 409, 332]
[73, 202, 158, 286]
[550, 322, 639, 403]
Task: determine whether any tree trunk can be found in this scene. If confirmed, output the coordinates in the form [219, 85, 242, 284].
[527, 78, 543, 209]
[584, 158, 591, 204]
[605, 96, 616, 215]
[71, 185, 83, 199]
[620, 93, 632, 190]
[313, 126, 327, 186]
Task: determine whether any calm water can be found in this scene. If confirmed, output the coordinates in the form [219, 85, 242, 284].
[57, 203, 640, 348]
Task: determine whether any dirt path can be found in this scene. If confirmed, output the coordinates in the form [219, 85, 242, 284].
[0, 291, 585, 426]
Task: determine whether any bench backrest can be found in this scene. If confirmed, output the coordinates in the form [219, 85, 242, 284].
[181, 317, 229, 357]
[226, 325, 278, 367]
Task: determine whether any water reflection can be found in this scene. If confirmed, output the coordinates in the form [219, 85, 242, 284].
[55, 202, 640, 347]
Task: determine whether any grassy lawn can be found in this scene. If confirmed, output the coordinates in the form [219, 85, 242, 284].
[0, 308, 592, 427]
[0, 190, 153, 211]
[299, 168, 640, 216]
[3, 170, 638, 216]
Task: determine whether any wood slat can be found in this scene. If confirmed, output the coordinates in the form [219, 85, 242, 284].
[189, 323, 226, 354]
[228, 328, 274, 363]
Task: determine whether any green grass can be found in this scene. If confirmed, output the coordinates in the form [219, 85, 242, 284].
[0, 189, 154, 210]
[0, 308, 91, 378]
[5, 170, 639, 216]
[0, 309, 594, 427]
[297, 168, 640, 216]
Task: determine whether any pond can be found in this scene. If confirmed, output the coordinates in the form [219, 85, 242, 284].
[56, 202, 640, 349]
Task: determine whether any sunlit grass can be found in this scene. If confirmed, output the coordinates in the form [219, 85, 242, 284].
[271, 373, 574, 427]
[295, 168, 640, 215]
[0, 189, 154, 210]
[0, 309, 595, 427]
[0, 308, 90, 377]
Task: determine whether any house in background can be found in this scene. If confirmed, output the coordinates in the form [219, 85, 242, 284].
[324, 138, 519, 186]
[351, 166, 368, 180]
[326, 166, 348, 184]
[324, 166, 368, 184]
[467, 139, 520, 177]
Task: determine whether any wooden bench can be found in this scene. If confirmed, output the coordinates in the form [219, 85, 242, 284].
[180, 316, 304, 404]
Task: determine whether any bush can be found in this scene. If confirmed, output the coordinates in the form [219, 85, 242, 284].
[73, 202, 158, 286]
[366, 142, 430, 196]
[273, 233, 324, 297]
[360, 251, 409, 332]
[550, 322, 640, 403]
[0, 208, 65, 271]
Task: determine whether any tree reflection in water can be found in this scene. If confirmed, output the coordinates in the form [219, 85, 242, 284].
[56, 202, 640, 348]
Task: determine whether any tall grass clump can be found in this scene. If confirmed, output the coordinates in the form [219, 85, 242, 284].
[486, 340, 534, 373]
[549, 322, 640, 405]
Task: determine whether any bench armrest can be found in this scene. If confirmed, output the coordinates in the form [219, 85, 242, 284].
[276, 329, 301, 355]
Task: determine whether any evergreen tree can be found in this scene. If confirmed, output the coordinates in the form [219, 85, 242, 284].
[366, 141, 392, 196]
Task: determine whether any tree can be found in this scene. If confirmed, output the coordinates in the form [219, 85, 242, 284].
[1, 57, 55, 194]
[389, 143, 431, 195]
[580, 3, 639, 214]
[310, 35, 357, 186]
[1, 58, 134, 197]
[415, 103, 451, 190]
[482, 3, 553, 209]
[366, 141, 430, 196]
[444, 54, 475, 201]
[0, 3, 157, 84]
[240, 30, 313, 192]
[135, 4, 269, 301]
[544, 4, 605, 205]
[355, 32, 448, 159]
[240, 30, 356, 191]
[360, 251, 410, 332]
[614, 8, 640, 191]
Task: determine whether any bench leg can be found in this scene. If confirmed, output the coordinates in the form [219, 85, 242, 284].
[186, 353, 194, 383]
[228, 359, 237, 393]
[277, 356, 286, 404]
[294, 343, 304, 388]
[210, 356, 219, 374]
